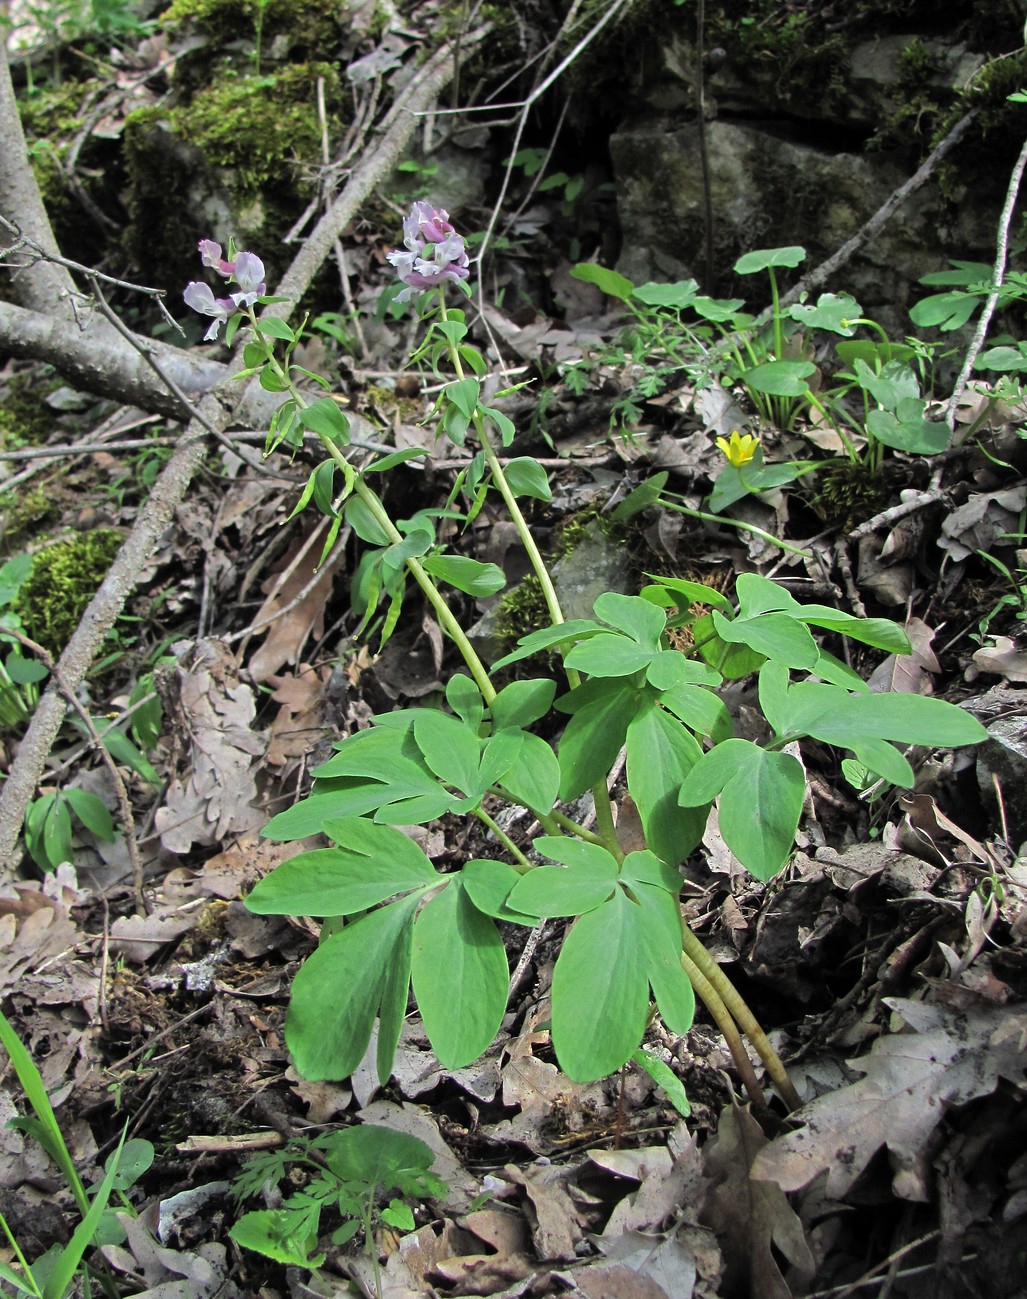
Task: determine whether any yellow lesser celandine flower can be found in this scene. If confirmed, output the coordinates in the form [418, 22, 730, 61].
[716, 430, 759, 468]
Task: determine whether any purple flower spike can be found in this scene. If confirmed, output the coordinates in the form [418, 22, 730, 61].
[183, 281, 237, 340]
[198, 239, 234, 277]
[386, 201, 470, 302]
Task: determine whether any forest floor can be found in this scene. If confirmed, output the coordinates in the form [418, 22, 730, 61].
[2, 6, 1027, 1299]
[2, 279, 1027, 1299]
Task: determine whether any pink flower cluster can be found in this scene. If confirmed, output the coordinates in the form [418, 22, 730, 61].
[386, 201, 470, 302]
[183, 240, 266, 340]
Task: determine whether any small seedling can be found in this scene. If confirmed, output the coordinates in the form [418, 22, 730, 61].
[230, 1124, 446, 1299]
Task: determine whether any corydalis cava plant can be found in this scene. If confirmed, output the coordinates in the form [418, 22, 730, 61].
[193, 207, 987, 1107]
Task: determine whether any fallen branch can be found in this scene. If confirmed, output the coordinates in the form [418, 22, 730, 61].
[0, 24, 490, 876]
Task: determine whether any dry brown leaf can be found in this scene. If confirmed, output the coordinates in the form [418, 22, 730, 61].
[265, 666, 326, 766]
[938, 486, 1027, 562]
[752, 997, 1027, 1201]
[154, 643, 265, 854]
[701, 1102, 814, 1299]
[972, 636, 1027, 683]
[867, 617, 940, 694]
[500, 1161, 593, 1262]
[246, 532, 335, 683]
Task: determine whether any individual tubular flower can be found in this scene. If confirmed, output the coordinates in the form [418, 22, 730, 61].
[198, 239, 234, 277]
[182, 281, 238, 341]
[716, 430, 760, 468]
[386, 200, 470, 302]
[228, 251, 266, 306]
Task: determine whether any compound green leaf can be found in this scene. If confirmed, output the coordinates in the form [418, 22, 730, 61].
[564, 632, 656, 677]
[557, 680, 644, 799]
[497, 731, 561, 811]
[490, 619, 602, 670]
[507, 855, 617, 919]
[713, 609, 819, 669]
[414, 710, 482, 793]
[681, 744, 805, 880]
[535, 836, 620, 872]
[461, 858, 531, 922]
[660, 682, 733, 743]
[490, 678, 557, 730]
[633, 883, 695, 1036]
[594, 592, 667, 646]
[412, 880, 508, 1068]
[247, 819, 437, 917]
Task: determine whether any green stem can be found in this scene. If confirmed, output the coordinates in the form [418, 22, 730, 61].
[660, 497, 812, 559]
[548, 808, 610, 846]
[475, 807, 533, 869]
[250, 317, 499, 704]
[436, 292, 621, 856]
[679, 949, 766, 1110]
[681, 927, 801, 1110]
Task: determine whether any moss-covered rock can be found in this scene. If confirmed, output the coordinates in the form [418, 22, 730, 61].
[122, 62, 344, 293]
[16, 529, 124, 656]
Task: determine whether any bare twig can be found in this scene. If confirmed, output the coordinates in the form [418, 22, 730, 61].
[944, 132, 1027, 438]
[0, 625, 147, 914]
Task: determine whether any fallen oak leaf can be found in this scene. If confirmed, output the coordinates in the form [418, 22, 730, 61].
[751, 997, 1027, 1201]
[700, 1101, 814, 1299]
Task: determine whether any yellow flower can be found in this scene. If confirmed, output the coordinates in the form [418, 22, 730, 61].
[716, 430, 759, 468]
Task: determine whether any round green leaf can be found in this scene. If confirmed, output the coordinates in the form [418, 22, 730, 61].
[734, 245, 806, 274]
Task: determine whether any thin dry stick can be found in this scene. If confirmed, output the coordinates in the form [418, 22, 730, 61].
[0, 626, 147, 914]
[943, 132, 1027, 439]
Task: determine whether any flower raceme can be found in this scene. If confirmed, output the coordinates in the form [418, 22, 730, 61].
[386, 201, 470, 302]
[716, 430, 760, 468]
[184, 240, 266, 340]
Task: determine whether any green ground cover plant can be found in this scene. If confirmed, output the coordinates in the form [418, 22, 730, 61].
[230, 1124, 446, 1298]
[0, 1009, 151, 1299]
[177, 210, 988, 1112]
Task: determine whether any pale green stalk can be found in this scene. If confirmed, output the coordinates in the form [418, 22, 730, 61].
[681, 928, 801, 1110]
[248, 315, 498, 703]
[435, 292, 621, 853]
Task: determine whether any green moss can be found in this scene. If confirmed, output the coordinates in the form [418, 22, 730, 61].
[16, 530, 123, 656]
[493, 573, 550, 651]
[162, 63, 339, 190]
[0, 375, 64, 451]
[160, 0, 344, 53]
[0, 487, 61, 549]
